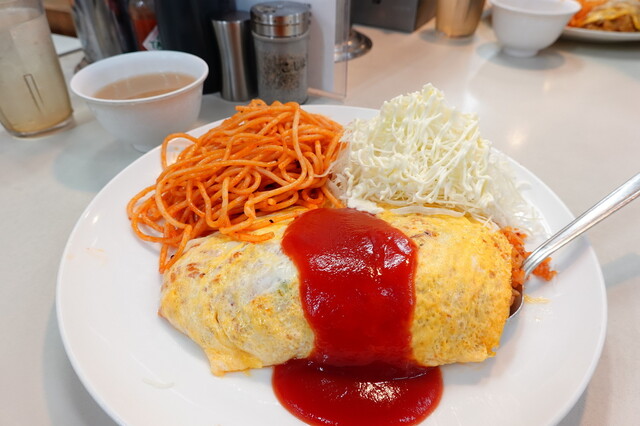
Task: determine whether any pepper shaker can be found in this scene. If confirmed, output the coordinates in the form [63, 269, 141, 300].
[212, 11, 257, 102]
[250, 1, 311, 104]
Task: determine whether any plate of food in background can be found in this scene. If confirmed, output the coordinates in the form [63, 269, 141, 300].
[562, 0, 640, 41]
[56, 85, 606, 426]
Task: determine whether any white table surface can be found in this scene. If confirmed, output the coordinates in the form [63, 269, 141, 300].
[1, 18, 639, 426]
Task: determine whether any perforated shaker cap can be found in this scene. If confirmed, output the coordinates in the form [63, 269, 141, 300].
[250, 1, 311, 38]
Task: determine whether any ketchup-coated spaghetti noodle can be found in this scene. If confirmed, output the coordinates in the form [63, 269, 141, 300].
[127, 100, 345, 272]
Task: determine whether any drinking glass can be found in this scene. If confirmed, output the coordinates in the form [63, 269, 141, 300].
[0, 0, 73, 137]
[436, 0, 486, 38]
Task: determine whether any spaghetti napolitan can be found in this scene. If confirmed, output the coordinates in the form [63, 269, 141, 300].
[127, 100, 345, 272]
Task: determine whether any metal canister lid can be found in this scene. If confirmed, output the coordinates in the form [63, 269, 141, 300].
[212, 10, 251, 24]
[250, 1, 311, 38]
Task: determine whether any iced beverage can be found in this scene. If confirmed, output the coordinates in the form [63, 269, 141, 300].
[436, 0, 486, 38]
[0, 2, 72, 136]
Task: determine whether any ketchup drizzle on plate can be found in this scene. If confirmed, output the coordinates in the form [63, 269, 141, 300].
[278, 208, 443, 426]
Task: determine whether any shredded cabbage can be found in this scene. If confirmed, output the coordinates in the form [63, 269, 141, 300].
[329, 84, 541, 230]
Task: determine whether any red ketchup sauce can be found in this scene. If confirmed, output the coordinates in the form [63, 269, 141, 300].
[277, 208, 443, 426]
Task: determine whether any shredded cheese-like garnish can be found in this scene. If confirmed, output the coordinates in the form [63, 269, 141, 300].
[329, 84, 541, 230]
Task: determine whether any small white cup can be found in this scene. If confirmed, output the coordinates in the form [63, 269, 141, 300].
[70, 50, 208, 152]
[491, 0, 581, 57]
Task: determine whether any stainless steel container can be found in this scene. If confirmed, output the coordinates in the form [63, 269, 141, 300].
[351, 0, 436, 33]
[211, 11, 257, 102]
[70, 0, 136, 63]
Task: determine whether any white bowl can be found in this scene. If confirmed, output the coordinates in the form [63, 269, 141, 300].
[491, 0, 581, 57]
[70, 50, 208, 152]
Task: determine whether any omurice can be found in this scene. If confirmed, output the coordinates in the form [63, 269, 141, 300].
[159, 207, 514, 376]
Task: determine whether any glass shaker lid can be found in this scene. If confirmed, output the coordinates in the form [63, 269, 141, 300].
[251, 1, 311, 38]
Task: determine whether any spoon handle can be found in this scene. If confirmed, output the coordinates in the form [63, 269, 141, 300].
[523, 172, 640, 277]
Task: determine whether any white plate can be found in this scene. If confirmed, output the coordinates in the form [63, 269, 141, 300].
[562, 26, 640, 42]
[57, 105, 607, 426]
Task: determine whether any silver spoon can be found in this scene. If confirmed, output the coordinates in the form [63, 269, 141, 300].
[509, 172, 640, 318]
